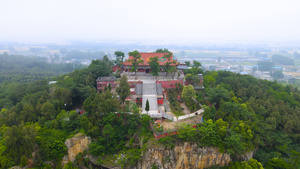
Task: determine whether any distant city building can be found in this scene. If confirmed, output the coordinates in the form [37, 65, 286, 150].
[273, 66, 283, 71]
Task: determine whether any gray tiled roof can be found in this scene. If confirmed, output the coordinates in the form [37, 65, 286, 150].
[135, 83, 143, 95]
[96, 76, 116, 82]
[156, 83, 163, 95]
[177, 65, 189, 70]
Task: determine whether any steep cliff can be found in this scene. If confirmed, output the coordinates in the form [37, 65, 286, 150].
[61, 135, 253, 169]
[62, 133, 91, 166]
[139, 142, 231, 169]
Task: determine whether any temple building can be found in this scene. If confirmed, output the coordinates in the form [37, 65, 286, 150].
[122, 52, 179, 73]
[96, 76, 117, 92]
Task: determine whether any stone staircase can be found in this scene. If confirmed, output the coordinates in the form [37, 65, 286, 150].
[142, 82, 158, 114]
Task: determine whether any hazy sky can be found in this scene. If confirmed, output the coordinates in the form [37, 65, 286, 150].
[1, 0, 300, 43]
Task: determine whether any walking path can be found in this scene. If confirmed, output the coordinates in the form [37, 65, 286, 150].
[142, 82, 158, 114]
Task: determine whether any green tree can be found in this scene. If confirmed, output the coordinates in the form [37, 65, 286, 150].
[185, 73, 192, 82]
[80, 116, 93, 132]
[191, 61, 203, 75]
[181, 85, 196, 103]
[215, 118, 228, 139]
[127, 50, 144, 79]
[63, 161, 77, 169]
[163, 52, 176, 77]
[108, 83, 111, 91]
[203, 105, 217, 121]
[204, 75, 216, 88]
[130, 103, 141, 115]
[155, 48, 170, 53]
[115, 51, 125, 64]
[145, 99, 150, 114]
[229, 159, 264, 169]
[184, 61, 190, 67]
[177, 123, 197, 142]
[3, 123, 38, 164]
[37, 129, 67, 162]
[225, 131, 246, 155]
[20, 155, 27, 167]
[185, 73, 201, 86]
[103, 124, 115, 145]
[19, 104, 37, 123]
[115, 51, 125, 72]
[149, 56, 160, 77]
[85, 72, 95, 86]
[206, 86, 231, 109]
[41, 102, 56, 121]
[38, 90, 49, 105]
[198, 119, 222, 147]
[265, 157, 289, 169]
[116, 74, 130, 103]
[84, 90, 119, 122]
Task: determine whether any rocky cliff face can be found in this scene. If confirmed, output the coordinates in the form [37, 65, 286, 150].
[62, 133, 91, 166]
[139, 142, 231, 169]
[61, 135, 253, 169]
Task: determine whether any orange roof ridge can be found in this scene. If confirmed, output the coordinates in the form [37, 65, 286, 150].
[123, 52, 178, 66]
[138, 52, 171, 53]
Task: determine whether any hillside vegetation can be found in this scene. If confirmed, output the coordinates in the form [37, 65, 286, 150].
[0, 55, 299, 168]
[159, 71, 300, 168]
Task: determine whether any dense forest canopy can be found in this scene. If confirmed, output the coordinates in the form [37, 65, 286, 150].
[0, 56, 127, 168]
[159, 70, 300, 168]
[0, 53, 85, 83]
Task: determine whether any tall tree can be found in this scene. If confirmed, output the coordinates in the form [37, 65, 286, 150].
[191, 61, 203, 75]
[184, 61, 190, 67]
[163, 52, 176, 77]
[41, 102, 56, 121]
[145, 99, 150, 114]
[85, 72, 95, 87]
[127, 50, 144, 80]
[102, 55, 113, 68]
[83, 90, 119, 123]
[149, 56, 160, 77]
[115, 51, 125, 63]
[116, 74, 130, 103]
[115, 51, 125, 70]
[206, 86, 231, 109]
[181, 84, 196, 104]
[3, 123, 37, 164]
[19, 104, 37, 123]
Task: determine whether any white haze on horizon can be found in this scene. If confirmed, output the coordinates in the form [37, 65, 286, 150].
[0, 0, 300, 43]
